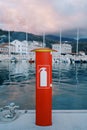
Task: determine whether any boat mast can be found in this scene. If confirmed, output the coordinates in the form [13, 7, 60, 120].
[26, 31, 28, 42]
[8, 31, 10, 58]
[76, 28, 79, 55]
[26, 31, 28, 57]
[60, 29, 62, 55]
[43, 32, 45, 48]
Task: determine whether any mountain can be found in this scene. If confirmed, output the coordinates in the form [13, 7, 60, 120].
[0, 29, 87, 54]
[79, 38, 87, 42]
[0, 30, 42, 43]
[0, 29, 75, 43]
[46, 35, 75, 42]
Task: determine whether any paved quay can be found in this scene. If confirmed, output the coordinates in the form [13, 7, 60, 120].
[0, 110, 87, 130]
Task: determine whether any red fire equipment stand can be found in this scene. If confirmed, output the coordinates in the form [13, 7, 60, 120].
[32, 48, 55, 126]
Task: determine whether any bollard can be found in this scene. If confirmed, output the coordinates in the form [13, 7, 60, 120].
[32, 48, 55, 126]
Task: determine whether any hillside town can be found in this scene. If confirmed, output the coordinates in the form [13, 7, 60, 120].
[0, 40, 43, 62]
[0, 40, 87, 63]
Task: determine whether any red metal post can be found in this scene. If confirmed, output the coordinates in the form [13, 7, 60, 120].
[32, 48, 54, 126]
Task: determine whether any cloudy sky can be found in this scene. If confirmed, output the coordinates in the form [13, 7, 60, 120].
[0, 0, 87, 37]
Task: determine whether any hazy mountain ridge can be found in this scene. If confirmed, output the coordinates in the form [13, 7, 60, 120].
[0, 29, 87, 53]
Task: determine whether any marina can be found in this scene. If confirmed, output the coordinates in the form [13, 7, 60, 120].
[0, 53, 87, 64]
[0, 0, 87, 129]
[0, 29, 87, 64]
[0, 61, 87, 109]
[0, 44, 87, 129]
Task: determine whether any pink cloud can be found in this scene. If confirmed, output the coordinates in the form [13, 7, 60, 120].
[0, 0, 58, 34]
[0, 0, 87, 34]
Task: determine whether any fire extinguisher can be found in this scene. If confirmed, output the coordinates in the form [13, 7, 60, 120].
[40, 67, 47, 87]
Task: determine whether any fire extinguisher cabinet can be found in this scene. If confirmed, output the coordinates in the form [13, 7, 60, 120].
[32, 48, 55, 126]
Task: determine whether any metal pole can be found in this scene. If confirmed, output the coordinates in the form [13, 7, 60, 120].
[8, 31, 10, 59]
[60, 29, 62, 55]
[26, 32, 28, 42]
[43, 32, 45, 48]
[76, 28, 79, 55]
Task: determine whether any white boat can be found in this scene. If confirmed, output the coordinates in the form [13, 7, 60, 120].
[10, 57, 18, 63]
[69, 29, 87, 64]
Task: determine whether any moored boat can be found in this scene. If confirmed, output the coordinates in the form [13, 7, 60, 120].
[29, 58, 35, 63]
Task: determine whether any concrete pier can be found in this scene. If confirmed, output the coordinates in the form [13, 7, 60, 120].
[0, 110, 87, 130]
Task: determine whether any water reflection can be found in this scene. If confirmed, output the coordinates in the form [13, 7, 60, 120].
[52, 63, 87, 109]
[0, 61, 35, 109]
[0, 61, 87, 109]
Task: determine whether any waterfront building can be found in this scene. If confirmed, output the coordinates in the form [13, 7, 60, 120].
[0, 40, 44, 61]
[0, 43, 15, 54]
[52, 43, 72, 63]
[11, 40, 28, 55]
[22, 40, 28, 55]
[52, 43, 72, 54]
[0, 45, 8, 54]
[28, 41, 43, 61]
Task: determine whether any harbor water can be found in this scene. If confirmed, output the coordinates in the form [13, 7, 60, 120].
[0, 61, 87, 110]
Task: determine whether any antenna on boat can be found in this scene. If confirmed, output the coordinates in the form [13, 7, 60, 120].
[76, 28, 79, 55]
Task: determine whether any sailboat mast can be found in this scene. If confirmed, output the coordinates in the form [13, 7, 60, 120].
[25, 32, 28, 57]
[8, 31, 10, 57]
[43, 32, 45, 48]
[60, 29, 62, 54]
[26, 32, 28, 42]
[76, 28, 79, 55]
